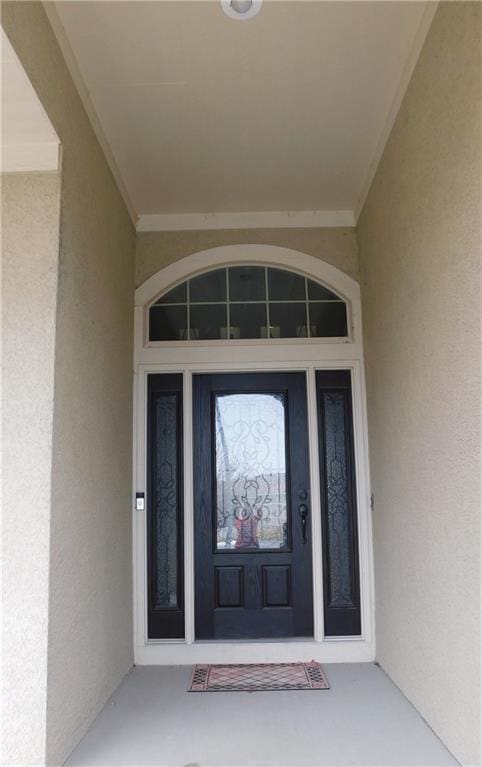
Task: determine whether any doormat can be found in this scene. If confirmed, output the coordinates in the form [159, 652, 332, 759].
[188, 661, 329, 692]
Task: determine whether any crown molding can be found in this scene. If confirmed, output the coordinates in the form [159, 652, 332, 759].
[354, 2, 438, 221]
[136, 210, 356, 232]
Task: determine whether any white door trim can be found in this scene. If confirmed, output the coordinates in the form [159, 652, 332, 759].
[135, 245, 359, 307]
[133, 246, 375, 665]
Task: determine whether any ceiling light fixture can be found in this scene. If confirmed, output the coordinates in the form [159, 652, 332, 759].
[221, 0, 262, 21]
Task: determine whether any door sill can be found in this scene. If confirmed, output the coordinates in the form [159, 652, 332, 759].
[194, 637, 315, 644]
[136, 637, 375, 665]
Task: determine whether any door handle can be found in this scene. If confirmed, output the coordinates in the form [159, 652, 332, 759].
[298, 504, 309, 544]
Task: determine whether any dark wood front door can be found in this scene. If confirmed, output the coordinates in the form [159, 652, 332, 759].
[193, 372, 313, 640]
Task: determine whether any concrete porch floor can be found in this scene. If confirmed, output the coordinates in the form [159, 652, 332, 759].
[65, 663, 458, 767]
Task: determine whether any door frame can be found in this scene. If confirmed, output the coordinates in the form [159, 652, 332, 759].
[133, 245, 375, 664]
[193, 370, 315, 641]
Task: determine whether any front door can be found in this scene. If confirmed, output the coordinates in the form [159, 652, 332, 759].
[193, 372, 313, 639]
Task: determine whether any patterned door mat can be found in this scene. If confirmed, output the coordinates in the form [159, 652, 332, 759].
[188, 661, 329, 692]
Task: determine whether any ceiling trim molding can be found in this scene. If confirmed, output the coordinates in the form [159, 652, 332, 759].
[1, 142, 60, 173]
[137, 210, 356, 232]
[42, 2, 137, 224]
[354, 2, 438, 222]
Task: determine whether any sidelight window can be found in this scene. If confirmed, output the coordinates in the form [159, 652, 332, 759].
[147, 374, 184, 639]
[316, 370, 361, 637]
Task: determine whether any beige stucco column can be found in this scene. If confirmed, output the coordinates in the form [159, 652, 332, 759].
[2, 171, 61, 765]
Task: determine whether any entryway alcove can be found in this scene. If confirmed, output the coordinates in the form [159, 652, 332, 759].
[133, 244, 374, 665]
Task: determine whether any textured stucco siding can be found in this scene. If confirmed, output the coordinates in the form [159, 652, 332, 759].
[2, 172, 61, 766]
[1, 4, 136, 765]
[357, 4, 480, 765]
[136, 227, 358, 286]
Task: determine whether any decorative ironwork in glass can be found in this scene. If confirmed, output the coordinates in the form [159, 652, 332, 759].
[153, 394, 179, 608]
[149, 267, 347, 341]
[322, 392, 354, 607]
[214, 393, 289, 551]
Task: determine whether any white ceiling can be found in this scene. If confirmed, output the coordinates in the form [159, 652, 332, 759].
[1, 30, 59, 172]
[50, 1, 434, 223]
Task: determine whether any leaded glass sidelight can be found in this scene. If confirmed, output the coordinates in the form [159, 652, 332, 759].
[316, 370, 361, 637]
[153, 394, 178, 607]
[147, 374, 184, 638]
[148, 266, 348, 341]
[323, 392, 353, 607]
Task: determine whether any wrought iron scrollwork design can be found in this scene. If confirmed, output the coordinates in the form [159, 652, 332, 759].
[154, 394, 178, 607]
[215, 393, 288, 550]
[323, 392, 354, 607]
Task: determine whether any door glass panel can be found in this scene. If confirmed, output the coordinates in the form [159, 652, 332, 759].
[322, 391, 354, 608]
[307, 280, 340, 301]
[229, 266, 266, 301]
[309, 302, 347, 337]
[153, 393, 179, 608]
[190, 304, 227, 340]
[268, 268, 306, 300]
[150, 305, 188, 341]
[269, 302, 308, 338]
[154, 283, 187, 304]
[190, 268, 226, 302]
[149, 267, 349, 341]
[229, 303, 267, 339]
[215, 393, 289, 551]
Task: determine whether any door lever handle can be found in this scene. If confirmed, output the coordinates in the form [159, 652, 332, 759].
[298, 504, 309, 544]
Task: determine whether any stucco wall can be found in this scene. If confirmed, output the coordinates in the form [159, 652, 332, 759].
[2, 172, 61, 766]
[136, 227, 358, 286]
[2, 4, 136, 765]
[357, 4, 480, 765]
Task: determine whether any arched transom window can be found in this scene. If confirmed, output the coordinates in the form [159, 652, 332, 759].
[149, 266, 348, 341]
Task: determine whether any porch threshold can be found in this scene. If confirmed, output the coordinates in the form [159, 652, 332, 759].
[191, 636, 363, 643]
[65, 663, 457, 767]
[136, 637, 374, 665]
[191, 637, 318, 644]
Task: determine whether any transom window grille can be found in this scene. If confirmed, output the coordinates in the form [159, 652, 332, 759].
[149, 266, 348, 342]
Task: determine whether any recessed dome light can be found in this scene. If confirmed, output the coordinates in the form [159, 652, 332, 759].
[221, 0, 262, 21]
[231, 0, 253, 12]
